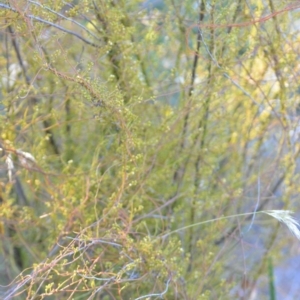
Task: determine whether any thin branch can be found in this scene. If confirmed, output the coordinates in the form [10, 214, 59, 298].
[7, 25, 31, 85]
[188, 0, 206, 98]
[173, 0, 206, 187]
[7, 25, 61, 155]
[28, 0, 102, 42]
[134, 277, 171, 300]
[186, 1, 300, 31]
[215, 173, 285, 245]
[0, 3, 101, 48]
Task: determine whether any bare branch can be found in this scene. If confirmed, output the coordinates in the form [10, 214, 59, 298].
[28, 0, 102, 42]
[0, 2, 101, 47]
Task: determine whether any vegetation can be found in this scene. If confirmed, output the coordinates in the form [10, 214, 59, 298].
[0, 0, 300, 299]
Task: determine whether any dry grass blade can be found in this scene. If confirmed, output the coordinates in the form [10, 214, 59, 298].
[263, 210, 300, 240]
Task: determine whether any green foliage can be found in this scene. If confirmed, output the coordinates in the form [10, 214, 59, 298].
[268, 257, 276, 300]
[0, 0, 300, 299]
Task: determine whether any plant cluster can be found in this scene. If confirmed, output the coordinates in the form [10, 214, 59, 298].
[0, 0, 300, 299]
